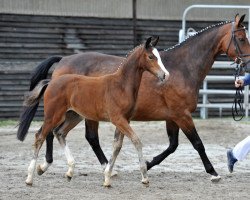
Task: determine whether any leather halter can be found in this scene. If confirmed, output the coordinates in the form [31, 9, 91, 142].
[226, 22, 250, 67]
[225, 22, 250, 121]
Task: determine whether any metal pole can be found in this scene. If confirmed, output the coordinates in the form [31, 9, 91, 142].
[132, 0, 137, 47]
[182, 5, 250, 42]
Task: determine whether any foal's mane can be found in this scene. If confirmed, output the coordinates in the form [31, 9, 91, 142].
[164, 21, 231, 52]
[116, 44, 144, 71]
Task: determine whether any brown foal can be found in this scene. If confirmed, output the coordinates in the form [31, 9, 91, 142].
[24, 37, 169, 186]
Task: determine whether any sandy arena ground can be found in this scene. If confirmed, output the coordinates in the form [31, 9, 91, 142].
[0, 119, 250, 200]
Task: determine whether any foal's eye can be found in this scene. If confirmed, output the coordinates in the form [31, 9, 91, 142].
[148, 55, 154, 60]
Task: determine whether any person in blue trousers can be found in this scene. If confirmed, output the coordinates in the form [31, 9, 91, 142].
[227, 75, 250, 172]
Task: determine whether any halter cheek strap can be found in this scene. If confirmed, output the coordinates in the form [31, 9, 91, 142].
[226, 22, 250, 67]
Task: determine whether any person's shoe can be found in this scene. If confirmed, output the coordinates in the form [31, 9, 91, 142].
[227, 149, 237, 173]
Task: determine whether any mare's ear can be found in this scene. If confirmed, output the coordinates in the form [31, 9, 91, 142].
[145, 37, 152, 49]
[151, 36, 159, 47]
[235, 14, 245, 27]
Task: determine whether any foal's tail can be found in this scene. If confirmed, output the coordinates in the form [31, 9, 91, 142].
[17, 56, 62, 141]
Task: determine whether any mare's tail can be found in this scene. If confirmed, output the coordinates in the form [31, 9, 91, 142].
[17, 56, 62, 141]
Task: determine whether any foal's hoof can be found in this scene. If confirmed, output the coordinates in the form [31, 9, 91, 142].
[103, 181, 111, 187]
[211, 175, 221, 182]
[25, 180, 33, 186]
[141, 178, 149, 185]
[65, 174, 72, 182]
[111, 170, 118, 177]
[37, 165, 45, 176]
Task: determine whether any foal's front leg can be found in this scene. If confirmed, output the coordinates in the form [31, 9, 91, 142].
[105, 117, 148, 187]
[103, 128, 124, 187]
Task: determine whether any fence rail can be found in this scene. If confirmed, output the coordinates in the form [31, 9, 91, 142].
[198, 61, 249, 119]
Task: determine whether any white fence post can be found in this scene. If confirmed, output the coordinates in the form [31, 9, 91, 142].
[244, 72, 249, 118]
[200, 80, 208, 119]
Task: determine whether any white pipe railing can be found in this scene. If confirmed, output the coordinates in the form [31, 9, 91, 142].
[179, 4, 250, 43]
[198, 62, 249, 119]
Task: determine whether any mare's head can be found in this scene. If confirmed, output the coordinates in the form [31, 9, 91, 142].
[139, 36, 169, 81]
[220, 14, 250, 69]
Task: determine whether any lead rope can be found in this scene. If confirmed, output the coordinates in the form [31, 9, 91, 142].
[232, 64, 244, 121]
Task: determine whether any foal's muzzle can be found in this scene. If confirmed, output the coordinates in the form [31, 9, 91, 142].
[157, 71, 169, 82]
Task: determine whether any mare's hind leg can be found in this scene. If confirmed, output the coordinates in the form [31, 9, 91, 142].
[85, 119, 109, 168]
[37, 111, 81, 176]
[103, 128, 124, 187]
[55, 133, 75, 181]
[175, 114, 221, 182]
[104, 117, 148, 187]
[146, 120, 179, 170]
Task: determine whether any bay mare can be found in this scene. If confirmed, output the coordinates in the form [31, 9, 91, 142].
[23, 37, 168, 186]
[18, 14, 250, 182]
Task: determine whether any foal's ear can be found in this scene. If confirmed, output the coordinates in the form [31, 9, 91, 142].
[145, 37, 152, 49]
[151, 36, 159, 47]
[235, 14, 245, 27]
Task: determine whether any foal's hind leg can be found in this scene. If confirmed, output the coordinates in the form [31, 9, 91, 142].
[55, 133, 75, 181]
[37, 111, 81, 176]
[103, 128, 124, 187]
[26, 125, 51, 185]
[146, 120, 179, 170]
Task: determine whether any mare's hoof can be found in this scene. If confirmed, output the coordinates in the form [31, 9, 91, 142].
[37, 165, 45, 176]
[210, 175, 221, 182]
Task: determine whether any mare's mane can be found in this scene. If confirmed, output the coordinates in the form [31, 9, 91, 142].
[164, 21, 231, 52]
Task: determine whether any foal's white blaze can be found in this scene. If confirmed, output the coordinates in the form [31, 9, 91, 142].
[152, 48, 169, 76]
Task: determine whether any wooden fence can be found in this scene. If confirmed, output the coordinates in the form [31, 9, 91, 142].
[0, 13, 242, 119]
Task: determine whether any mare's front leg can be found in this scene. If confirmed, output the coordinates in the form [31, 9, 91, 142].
[146, 120, 179, 170]
[175, 114, 221, 182]
[85, 119, 108, 168]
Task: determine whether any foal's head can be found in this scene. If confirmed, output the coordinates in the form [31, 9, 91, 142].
[221, 14, 250, 69]
[138, 37, 169, 81]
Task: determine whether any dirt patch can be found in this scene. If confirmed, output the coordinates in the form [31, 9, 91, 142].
[0, 119, 249, 200]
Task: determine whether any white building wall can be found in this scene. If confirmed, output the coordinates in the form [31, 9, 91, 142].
[0, 0, 249, 21]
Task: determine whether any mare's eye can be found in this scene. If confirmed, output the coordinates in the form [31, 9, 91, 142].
[148, 55, 154, 60]
[239, 38, 245, 42]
